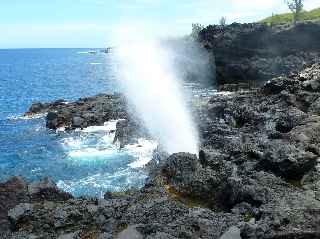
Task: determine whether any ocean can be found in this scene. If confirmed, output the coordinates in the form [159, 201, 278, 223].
[0, 48, 213, 197]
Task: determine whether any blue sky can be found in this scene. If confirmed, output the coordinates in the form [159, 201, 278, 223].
[0, 0, 319, 48]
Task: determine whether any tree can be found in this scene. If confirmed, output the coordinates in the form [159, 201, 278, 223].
[219, 16, 227, 26]
[190, 23, 205, 40]
[286, 0, 304, 25]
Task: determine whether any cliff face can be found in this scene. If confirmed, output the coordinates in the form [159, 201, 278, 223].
[198, 22, 320, 85]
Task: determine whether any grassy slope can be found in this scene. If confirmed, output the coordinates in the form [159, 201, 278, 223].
[260, 8, 320, 24]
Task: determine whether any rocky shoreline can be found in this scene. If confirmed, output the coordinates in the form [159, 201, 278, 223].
[1, 23, 320, 239]
[1, 63, 319, 239]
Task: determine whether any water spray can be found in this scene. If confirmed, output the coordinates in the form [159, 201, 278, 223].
[115, 39, 199, 154]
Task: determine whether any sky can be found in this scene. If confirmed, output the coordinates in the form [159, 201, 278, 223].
[0, 0, 319, 48]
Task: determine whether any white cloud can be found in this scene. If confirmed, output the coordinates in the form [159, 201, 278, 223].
[304, 0, 320, 10]
[230, 0, 280, 9]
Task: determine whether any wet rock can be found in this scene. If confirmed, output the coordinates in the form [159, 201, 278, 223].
[71, 116, 85, 128]
[28, 178, 73, 202]
[27, 102, 46, 115]
[25, 99, 67, 116]
[38, 94, 128, 130]
[46, 112, 60, 129]
[113, 119, 130, 148]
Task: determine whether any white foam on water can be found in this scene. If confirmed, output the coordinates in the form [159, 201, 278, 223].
[58, 119, 158, 195]
[56, 127, 66, 132]
[62, 137, 84, 149]
[126, 139, 158, 168]
[62, 120, 157, 167]
[57, 168, 148, 196]
[90, 62, 102, 65]
[7, 113, 47, 121]
[82, 120, 119, 133]
[68, 148, 117, 159]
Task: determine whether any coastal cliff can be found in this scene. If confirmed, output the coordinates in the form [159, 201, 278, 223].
[199, 21, 320, 86]
[1, 23, 320, 239]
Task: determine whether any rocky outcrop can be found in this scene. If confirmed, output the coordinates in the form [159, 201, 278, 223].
[26, 94, 146, 147]
[0, 177, 72, 233]
[199, 22, 320, 86]
[15, 64, 320, 238]
[27, 94, 128, 130]
[2, 177, 241, 239]
[147, 63, 320, 238]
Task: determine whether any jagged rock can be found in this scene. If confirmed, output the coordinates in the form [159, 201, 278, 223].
[8, 203, 33, 226]
[0, 177, 29, 232]
[28, 177, 73, 202]
[27, 102, 46, 115]
[25, 99, 66, 116]
[46, 112, 60, 129]
[309, 97, 320, 115]
[0, 177, 72, 234]
[27, 94, 128, 130]
[259, 142, 318, 180]
[71, 116, 85, 128]
[199, 22, 320, 85]
[16, 59, 320, 237]
[219, 226, 241, 239]
[113, 119, 131, 148]
[162, 153, 217, 200]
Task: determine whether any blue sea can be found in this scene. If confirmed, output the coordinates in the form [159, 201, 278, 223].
[0, 48, 213, 197]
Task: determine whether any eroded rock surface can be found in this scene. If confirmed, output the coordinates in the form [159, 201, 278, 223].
[199, 22, 320, 85]
[11, 61, 320, 237]
[26, 94, 128, 130]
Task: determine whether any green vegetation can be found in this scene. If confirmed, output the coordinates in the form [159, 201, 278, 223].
[260, 7, 320, 24]
[286, 0, 304, 24]
[244, 213, 254, 223]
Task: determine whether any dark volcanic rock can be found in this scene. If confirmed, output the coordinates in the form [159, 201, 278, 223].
[4, 179, 241, 239]
[26, 94, 129, 131]
[0, 177, 28, 232]
[113, 119, 147, 148]
[0, 177, 72, 234]
[26, 94, 149, 149]
[15, 62, 320, 238]
[199, 22, 320, 85]
[25, 99, 67, 116]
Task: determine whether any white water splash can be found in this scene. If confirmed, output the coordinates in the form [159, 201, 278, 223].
[116, 39, 199, 154]
[61, 120, 157, 166]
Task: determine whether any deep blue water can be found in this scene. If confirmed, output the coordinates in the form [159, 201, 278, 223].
[0, 49, 155, 197]
[0, 48, 214, 197]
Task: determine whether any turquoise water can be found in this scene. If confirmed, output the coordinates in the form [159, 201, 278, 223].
[0, 48, 213, 197]
[0, 49, 156, 197]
